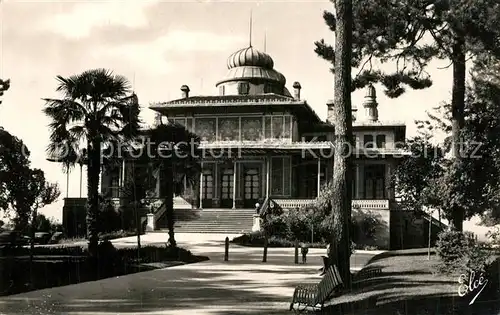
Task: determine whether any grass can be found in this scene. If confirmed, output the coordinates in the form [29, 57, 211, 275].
[314, 248, 500, 315]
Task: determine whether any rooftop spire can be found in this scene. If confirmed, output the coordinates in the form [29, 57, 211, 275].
[249, 10, 253, 47]
[264, 30, 267, 52]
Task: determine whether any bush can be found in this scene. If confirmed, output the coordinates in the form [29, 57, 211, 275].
[231, 231, 327, 248]
[436, 230, 493, 274]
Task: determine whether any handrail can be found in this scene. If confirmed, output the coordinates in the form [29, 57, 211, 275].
[258, 196, 270, 218]
[258, 196, 283, 218]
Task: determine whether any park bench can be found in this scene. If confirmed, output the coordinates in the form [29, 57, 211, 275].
[289, 265, 343, 314]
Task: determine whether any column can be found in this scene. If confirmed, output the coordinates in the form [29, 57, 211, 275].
[266, 156, 270, 198]
[199, 162, 204, 209]
[119, 159, 125, 198]
[356, 163, 363, 199]
[232, 161, 237, 209]
[385, 161, 393, 200]
[317, 158, 321, 198]
[214, 162, 219, 207]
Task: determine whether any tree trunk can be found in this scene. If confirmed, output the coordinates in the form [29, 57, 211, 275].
[329, 0, 353, 289]
[450, 31, 466, 232]
[86, 140, 101, 258]
[29, 208, 37, 289]
[163, 160, 176, 247]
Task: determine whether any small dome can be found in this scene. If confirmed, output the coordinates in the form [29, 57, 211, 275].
[227, 46, 274, 70]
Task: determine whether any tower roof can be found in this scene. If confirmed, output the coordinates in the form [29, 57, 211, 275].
[216, 46, 286, 86]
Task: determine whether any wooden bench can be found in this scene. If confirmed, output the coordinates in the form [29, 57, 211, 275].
[289, 265, 343, 314]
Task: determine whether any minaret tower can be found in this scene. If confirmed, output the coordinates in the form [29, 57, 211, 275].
[363, 84, 378, 121]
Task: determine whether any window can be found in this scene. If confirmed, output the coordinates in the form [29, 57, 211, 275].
[271, 157, 291, 196]
[363, 135, 374, 148]
[194, 118, 216, 141]
[218, 117, 239, 141]
[363, 164, 386, 199]
[238, 82, 249, 95]
[283, 116, 291, 138]
[219, 85, 225, 96]
[241, 117, 262, 141]
[271, 157, 283, 195]
[264, 84, 272, 93]
[376, 135, 386, 148]
[110, 168, 120, 198]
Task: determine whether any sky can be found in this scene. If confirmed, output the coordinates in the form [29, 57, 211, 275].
[0, 0, 455, 222]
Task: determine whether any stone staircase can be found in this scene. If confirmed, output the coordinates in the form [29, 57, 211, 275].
[158, 209, 255, 234]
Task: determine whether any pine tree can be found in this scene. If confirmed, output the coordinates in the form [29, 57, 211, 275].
[315, 0, 500, 231]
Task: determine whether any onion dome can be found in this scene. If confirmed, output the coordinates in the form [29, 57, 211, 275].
[217, 46, 286, 86]
[227, 46, 274, 69]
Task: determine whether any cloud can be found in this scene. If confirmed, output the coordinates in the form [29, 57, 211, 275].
[37, 0, 160, 39]
[91, 30, 246, 74]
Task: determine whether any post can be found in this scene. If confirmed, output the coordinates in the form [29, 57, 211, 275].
[232, 161, 237, 209]
[199, 163, 204, 209]
[294, 240, 299, 264]
[317, 158, 321, 197]
[79, 163, 83, 198]
[428, 210, 432, 260]
[266, 156, 270, 198]
[263, 232, 268, 262]
[224, 237, 229, 261]
[311, 223, 314, 243]
[66, 163, 70, 198]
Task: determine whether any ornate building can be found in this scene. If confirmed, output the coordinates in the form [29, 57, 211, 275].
[62, 45, 442, 249]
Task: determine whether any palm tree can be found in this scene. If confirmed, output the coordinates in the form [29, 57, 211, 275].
[147, 122, 200, 247]
[43, 69, 140, 258]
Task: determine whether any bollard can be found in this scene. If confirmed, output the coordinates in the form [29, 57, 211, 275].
[262, 234, 268, 262]
[294, 240, 299, 264]
[224, 237, 229, 261]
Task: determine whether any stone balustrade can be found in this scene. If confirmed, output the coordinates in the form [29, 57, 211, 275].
[273, 198, 390, 210]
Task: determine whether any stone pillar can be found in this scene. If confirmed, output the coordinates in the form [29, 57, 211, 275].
[386, 161, 393, 200]
[199, 162, 204, 209]
[266, 156, 270, 198]
[213, 162, 219, 207]
[252, 214, 262, 232]
[232, 161, 237, 209]
[146, 213, 155, 232]
[356, 163, 363, 199]
[317, 158, 321, 198]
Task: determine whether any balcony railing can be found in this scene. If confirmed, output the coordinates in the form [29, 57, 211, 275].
[273, 198, 390, 210]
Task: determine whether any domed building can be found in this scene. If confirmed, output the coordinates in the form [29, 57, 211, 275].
[63, 45, 444, 250]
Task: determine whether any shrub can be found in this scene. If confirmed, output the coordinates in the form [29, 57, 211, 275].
[436, 230, 493, 274]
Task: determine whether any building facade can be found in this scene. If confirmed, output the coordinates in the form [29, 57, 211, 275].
[63, 45, 441, 249]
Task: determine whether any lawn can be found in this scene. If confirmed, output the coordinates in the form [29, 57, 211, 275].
[318, 249, 500, 315]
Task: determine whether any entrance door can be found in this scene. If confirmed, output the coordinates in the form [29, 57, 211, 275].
[220, 168, 234, 208]
[202, 169, 213, 208]
[244, 168, 260, 208]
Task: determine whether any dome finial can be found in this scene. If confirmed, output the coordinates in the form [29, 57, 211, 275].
[249, 10, 253, 47]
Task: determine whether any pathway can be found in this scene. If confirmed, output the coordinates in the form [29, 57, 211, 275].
[0, 233, 381, 315]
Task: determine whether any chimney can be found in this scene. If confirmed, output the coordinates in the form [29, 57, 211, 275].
[326, 99, 335, 124]
[363, 84, 378, 121]
[292, 81, 301, 100]
[180, 85, 190, 98]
